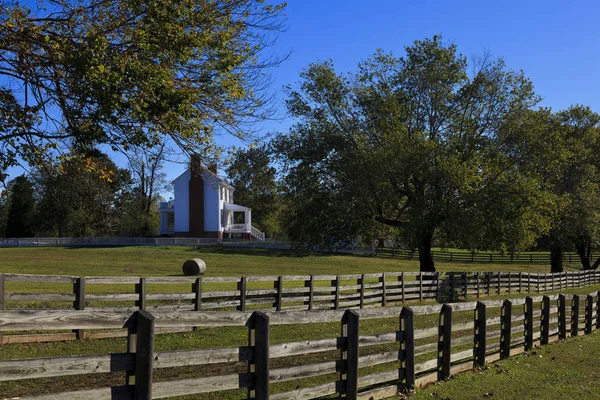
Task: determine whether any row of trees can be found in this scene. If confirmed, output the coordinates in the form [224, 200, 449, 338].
[231, 37, 600, 274]
[0, 146, 170, 238]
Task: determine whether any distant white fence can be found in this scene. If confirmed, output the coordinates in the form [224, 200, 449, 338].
[0, 237, 298, 249]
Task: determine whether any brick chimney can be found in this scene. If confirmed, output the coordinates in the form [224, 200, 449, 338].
[188, 154, 204, 236]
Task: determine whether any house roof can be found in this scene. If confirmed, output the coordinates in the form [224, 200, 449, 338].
[171, 167, 235, 191]
[223, 203, 251, 211]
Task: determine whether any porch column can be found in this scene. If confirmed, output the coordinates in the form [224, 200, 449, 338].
[245, 210, 251, 231]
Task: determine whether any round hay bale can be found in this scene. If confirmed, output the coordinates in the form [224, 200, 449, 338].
[182, 258, 207, 276]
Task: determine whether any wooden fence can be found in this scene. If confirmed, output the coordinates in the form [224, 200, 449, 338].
[1, 270, 599, 344]
[376, 248, 596, 264]
[0, 291, 599, 399]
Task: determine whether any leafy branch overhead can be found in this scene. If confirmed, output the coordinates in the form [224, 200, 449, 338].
[0, 0, 287, 171]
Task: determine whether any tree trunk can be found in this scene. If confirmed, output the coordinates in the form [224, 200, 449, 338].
[550, 242, 563, 273]
[576, 243, 592, 270]
[418, 232, 436, 272]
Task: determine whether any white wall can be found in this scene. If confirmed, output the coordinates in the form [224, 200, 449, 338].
[173, 170, 190, 233]
[204, 181, 220, 232]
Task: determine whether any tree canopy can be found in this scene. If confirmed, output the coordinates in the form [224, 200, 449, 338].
[0, 0, 287, 174]
[275, 36, 549, 271]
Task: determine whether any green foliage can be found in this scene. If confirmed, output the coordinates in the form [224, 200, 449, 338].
[35, 150, 132, 237]
[225, 146, 285, 239]
[275, 36, 542, 270]
[4, 175, 36, 237]
[0, 0, 287, 173]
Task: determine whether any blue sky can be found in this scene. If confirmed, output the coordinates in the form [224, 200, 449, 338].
[6, 0, 600, 191]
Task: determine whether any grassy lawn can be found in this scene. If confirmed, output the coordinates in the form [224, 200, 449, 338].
[408, 332, 600, 400]
[0, 245, 583, 277]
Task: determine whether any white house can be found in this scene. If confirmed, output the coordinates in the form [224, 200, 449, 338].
[159, 156, 264, 240]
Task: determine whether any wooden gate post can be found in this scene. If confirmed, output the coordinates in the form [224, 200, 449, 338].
[401, 273, 406, 303]
[399, 307, 415, 392]
[585, 295, 594, 334]
[73, 277, 85, 340]
[341, 310, 359, 400]
[525, 297, 534, 351]
[541, 296, 550, 345]
[135, 310, 155, 400]
[438, 305, 452, 381]
[500, 300, 512, 359]
[247, 311, 270, 400]
[558, 294, 567, 340]
[474, 302, 487, 367]
[572, 295, 580, 337]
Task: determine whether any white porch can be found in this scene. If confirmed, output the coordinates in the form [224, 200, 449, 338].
[222, 203, 265, 240]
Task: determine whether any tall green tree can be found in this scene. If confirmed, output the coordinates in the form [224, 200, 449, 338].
[275, 37, 542, 271]
[36, 150, 132, 236]
[0, 0, 287, 174]
[226, 145, 284, 239]
[5, 175, 36, 237]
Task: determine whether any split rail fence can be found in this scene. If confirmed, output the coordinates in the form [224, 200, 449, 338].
[376, 248, 596, 264]
[1, 270, 599, 344]
[0, 291, 599, 399]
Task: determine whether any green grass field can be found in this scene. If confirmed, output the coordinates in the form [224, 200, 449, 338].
[0, 245, 583, 277]
[410, 333, 600, 400]
[0, 245, 597, 399]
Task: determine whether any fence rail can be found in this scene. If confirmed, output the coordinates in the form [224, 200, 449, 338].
[1, 291, 599, 399]
[0, 270, 599, 345]
[376, 248, 596, 264]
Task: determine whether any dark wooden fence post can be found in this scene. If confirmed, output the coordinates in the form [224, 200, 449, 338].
[462, 273, 467, 299]
[476, 272, 480, 299]
[435, 272, 440, 302]
[136, 278, 146, 310]
[193, 277, 202, 311]
[519, 272, 523, 294]
[380, 273, 387, 307]
[72, 277, 85, 340]
[507, 273, 512, 294]
[307, 275, 314, 311]
[0, 274, 4, 344]
[500, 300, 512, 359]
[399, 307, 415, 392]
[247, 311, 270, 400]
[438, 304, 452, 381]
[450, 273, 455, 302]
[585, 295, 593, 334]
[558, 294, 567, 340]
[596, 291, 600, 330]
[419, 273, 424, 302]
[275, 276, 283, 312]
[525, 297, 534, 351]
[541, 296, 550, 345]
[135, 310, 155, 400]
[341, 310, 359, 400]
[572, 295, 580, 337]
[359, 274, 365, 309]
[238, 277, 247, 312]
[474, 302, 487, 367]
[487, 273, 491, 296]
[497, 273, 501, 295]
[334, 276, 340, 310]
[401, 273, 406, 303]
